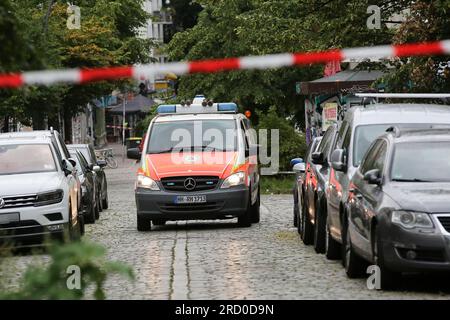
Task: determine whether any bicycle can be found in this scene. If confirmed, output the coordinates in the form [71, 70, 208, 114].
[96, 148, 118, 169]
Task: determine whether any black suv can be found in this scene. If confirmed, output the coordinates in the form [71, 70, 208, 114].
[68, 144, 109, 212]
[344, 128, 450, 289]
[326, 104, 450, 261]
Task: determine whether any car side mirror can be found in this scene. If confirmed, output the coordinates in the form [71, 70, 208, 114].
[311, 151, 325, 165]
[62, 159, 74, 176]
[127, 147, 142, 160]
[364, 169, 382, 185]
[290, 158, 304, 167]
[92, 165, 101, 172]
[68, 158, 77, 168]
[331, 149, 346, 172]
[97, 160, 107, 168]
[293, 162, 306, 174]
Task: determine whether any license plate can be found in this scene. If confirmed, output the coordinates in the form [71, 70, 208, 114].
[175, 195, 206, 204]
[0, 213, 20, 225]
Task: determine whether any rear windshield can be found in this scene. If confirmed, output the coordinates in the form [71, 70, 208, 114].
[147, 120, 238, 154]
[353, 123, 450, 167]
[0, 144, 57, 175]
[391, 142, 450, 182]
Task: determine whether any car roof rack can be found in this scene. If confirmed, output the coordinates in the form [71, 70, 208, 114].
[355, 93, 450, 99]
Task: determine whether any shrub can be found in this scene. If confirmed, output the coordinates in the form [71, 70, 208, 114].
[1, 241, 134, 300]
[257, 106, 306, 172]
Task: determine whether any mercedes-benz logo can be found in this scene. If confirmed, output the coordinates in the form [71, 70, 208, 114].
[0, 198, 5, 209]
[184, 178, 196, 191]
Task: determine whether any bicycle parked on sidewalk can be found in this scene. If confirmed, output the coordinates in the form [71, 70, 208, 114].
[95, 148, 118, 169]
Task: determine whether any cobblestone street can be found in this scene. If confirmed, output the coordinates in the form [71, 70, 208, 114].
[3, 148, 450, 299]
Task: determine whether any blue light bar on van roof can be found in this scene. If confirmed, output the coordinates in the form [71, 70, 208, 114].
[217, 103, 237, 113]
[156, 102, 238, 114]
[157, 105, 176, 113]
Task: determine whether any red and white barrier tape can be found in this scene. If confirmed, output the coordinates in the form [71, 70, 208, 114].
[0, 40, 449, 88]
[106, 125, 132, 130]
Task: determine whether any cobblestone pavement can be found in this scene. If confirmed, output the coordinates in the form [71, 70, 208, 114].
[2, 147, 450, 299]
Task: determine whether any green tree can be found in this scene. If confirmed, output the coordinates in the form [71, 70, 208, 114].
[257, 106, 306, 171]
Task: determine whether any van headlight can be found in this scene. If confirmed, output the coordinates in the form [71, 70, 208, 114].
[136, 174, 160, 191]
[392, 211, 433, 229]
[221, 172, 246, 189]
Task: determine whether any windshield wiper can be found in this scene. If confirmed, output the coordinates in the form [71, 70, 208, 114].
[391, 178, 433, 182]
[200, 145, 225, 152]
[149, 147, 179, 154]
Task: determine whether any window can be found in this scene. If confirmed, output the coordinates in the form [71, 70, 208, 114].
[147, 120, 238, 153]
[0, 144, 57, 175]
[391, 142, 450, 182]
[240, 121, 250, 152]
[373, 141, 387, 172]
[360, 140, 382, 174]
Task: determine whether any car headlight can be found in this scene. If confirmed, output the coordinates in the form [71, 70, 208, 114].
[35, 190, 64, 207]
[391, 211, 433, 229]
[221, 172, 246, 189]
[136, 174, 160, 191]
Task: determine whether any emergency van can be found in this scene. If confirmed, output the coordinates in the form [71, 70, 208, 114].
[132, 95, 260, 231]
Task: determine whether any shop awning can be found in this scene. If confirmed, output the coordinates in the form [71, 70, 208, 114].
[300, 70, 386, 95]
[107, 94, 156, 114]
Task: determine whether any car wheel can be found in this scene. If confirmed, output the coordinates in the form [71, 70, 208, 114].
[78, 214, 85, 236]
[137, 215, 151, 231]
[293, 205, 298, 227]
[85, 203, 96, 224]
[342, 217, 367, 278]
[313, 198, 327, 253]
[250, 186, 260, 223]
[325, 218, 341, 260]
[373, 226, 399, 290]
[102, 183, 109, 209]
[68, 203, 81, 242]
[98, 192, 103, 212]
[94, 200, 100, 220]
[296, 194, 303, 235]
[238, 193, 252, 227]
[301, 198, 314, 245]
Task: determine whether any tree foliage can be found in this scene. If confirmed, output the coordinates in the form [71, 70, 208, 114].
[0, 0, 153, 136]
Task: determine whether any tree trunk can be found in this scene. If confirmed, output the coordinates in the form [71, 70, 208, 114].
[63, 108, 72, 144]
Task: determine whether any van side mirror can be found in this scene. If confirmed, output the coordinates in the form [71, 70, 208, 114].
[331, 149, 346, 172]
[364, 169, 382, 185]
[127, 147, 142, 160]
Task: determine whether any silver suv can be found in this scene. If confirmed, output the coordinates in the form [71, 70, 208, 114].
[0, 131, 82, 247]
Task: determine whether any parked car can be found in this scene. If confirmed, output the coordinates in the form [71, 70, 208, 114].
[326, 104, 450, 263]
[302, 123, 339, 254]
[69, 149, 100, 224]
[68, 144, 109, 212]
[0, 132, 83, 247]
[344, 127, 450, 289]
[292, 136, 322, 239]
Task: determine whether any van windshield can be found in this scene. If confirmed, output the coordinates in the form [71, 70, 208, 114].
[0, 144, 57, 175]
[147, 120, 237, 154]
[353, 123, 450, 167]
